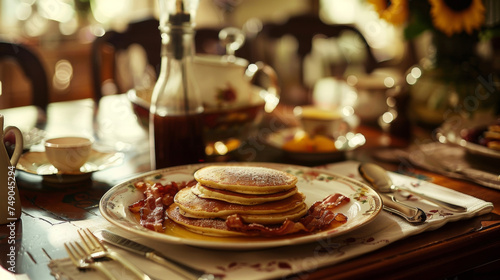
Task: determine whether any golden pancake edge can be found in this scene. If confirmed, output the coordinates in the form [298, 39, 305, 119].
[191, 183, 298, 205]
[167, 165, 307, 236]
[194, 165, 298, 194]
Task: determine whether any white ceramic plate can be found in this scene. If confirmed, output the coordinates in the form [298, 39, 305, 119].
[436, 118, 500, 160]
[100, 162, 382, 250]
[264, 127, 366, 163]
[17, 150, 124, 186]
[459, 139, 500, 159]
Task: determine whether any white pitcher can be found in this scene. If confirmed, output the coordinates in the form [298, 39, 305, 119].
[193, 54, 279, 109]
[0, 114, 23, 224]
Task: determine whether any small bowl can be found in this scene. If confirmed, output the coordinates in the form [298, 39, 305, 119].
[127, 87, 274, 143]
[44, 137, 93, 173]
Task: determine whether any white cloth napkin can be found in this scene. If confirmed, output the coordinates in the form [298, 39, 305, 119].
[374, 142, 500, 190]
[48, 161, 493, 280]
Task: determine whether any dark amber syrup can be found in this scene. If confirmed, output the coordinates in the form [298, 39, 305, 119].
[152, 113, 205, 169]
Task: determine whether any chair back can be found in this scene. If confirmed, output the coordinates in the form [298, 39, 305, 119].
[0, 41, 49, 111]
[91, 17, 161, 101]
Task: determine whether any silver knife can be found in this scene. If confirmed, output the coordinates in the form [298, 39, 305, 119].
[95, 230, 221, 280]
[379, 193, 427, 223]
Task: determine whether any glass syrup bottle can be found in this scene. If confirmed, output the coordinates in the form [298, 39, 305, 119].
[150, 0, 205, 169]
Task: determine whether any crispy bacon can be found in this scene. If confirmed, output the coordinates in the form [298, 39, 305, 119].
[128, 199, 145, 213]
[140, 189, 165, 232]
[226, 193, 349, 236]
[130, 178, 349, 236]
[129, 180, 196, 232]
[226, 215, 308, 236]
[299, 194, 349, 232]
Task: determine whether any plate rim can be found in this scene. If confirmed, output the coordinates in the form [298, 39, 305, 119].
[17, 149, 124, 176]
[461, 139, 500, 159]
[99, 162, 382, 250]
[437, 120, 500, 159]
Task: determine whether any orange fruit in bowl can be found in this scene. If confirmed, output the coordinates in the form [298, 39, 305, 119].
[283, 133, 314, 152]
[313, 135, 337, 152]
[282, 132, 337, 152]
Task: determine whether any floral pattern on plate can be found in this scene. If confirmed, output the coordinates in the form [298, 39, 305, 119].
[100, 162, 382, 250]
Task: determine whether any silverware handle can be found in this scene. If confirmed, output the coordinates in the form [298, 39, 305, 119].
[401, 188, 467, 212]
[108, 251, 152, 280]
[382, 194, 427, 223]
[147, 252, 221, 280]
[93, 262, 119, 280]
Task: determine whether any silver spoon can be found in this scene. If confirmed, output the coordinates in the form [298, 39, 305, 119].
[359, 164, 427, 223]
[359, 163, 467, 212]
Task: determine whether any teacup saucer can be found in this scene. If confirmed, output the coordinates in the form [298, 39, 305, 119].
[17, 149, 124, 187]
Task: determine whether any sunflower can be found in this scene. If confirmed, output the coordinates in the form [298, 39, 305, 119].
[368, 0, 409, 26]
[429, 0, 485, 36]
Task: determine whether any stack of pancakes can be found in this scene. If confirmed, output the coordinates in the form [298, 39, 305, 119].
[484, 125, 500, 150]
[166, 165, 308, 236]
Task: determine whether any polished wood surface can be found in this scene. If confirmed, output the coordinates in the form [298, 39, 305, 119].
[1, 99, 499, 280]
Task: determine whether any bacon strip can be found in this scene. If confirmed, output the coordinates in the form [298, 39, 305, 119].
[130, 178, 349, 236]
[226, 215, 308, 236]
[129, 180, 196, 232]
[128, 199, 145, 213]
[299, 193, 349, 231]
[225, 193, 350, 236]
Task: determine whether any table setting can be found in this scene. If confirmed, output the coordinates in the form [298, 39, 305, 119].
[43, 161, 493, 280]
[2, 1, 500, 279]
[3, 94, 496, 279]
[2, 93, 500, 280]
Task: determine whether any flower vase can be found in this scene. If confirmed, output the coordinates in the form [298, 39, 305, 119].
[409, 32, 499, 127]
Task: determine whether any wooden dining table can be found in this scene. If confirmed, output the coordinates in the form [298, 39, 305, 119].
[1, 95, 499, 280]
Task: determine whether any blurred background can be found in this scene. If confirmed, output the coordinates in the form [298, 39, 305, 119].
[1, 0, 499, 128]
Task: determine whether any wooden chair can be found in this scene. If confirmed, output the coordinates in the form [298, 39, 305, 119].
[0, 41, 49, 111]
[255, 14, 382, 105]
[90, 17, 162, 102]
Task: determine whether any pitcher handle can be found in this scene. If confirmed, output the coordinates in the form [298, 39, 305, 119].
[4, 126, 24, 166]
[245, 62, 280, 112]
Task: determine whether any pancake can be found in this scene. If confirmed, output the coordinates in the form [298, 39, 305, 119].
[166, 205, 248, 237]
[192, 183, 298, 205]
[483, 125, 500, 150]
[175, 187, 306, 218]
[484, 131, 500, 140]
[487, 141, 500, 150]
[194, 166, 298, 194]
[167, 204, 308, 236]
[179, 200, 307, 224]
[488, 125, 500, 132]
[233, 203, 307, 224]
[166, 166, 311, 236]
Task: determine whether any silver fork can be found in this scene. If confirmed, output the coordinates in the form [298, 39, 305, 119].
[64, 242, 118, 280]
[78, 228, 152, 280]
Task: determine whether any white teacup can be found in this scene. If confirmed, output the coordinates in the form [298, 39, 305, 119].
[45, 137, 93, 173]
[193, 54, 278, 109]
[295, 106, 350, 138]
